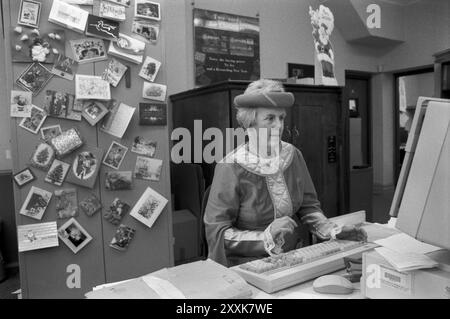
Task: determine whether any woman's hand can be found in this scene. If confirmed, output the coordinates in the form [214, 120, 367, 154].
[269, 216, 298, 242]
[335, 225, 368, 242]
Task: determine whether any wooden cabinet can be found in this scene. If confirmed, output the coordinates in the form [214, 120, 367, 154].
[170, 81, 349, 218]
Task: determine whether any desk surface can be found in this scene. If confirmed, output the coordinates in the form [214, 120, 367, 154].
[250, 269, 364, 299]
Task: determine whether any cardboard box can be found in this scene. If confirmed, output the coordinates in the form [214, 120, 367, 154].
[172, 209, 198, 263]
[362, 250, 450, 299]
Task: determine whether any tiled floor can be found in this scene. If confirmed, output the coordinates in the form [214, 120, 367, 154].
[0, 190, 395, 299]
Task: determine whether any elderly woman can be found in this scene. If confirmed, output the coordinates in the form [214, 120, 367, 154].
[204, 79, 366, 267]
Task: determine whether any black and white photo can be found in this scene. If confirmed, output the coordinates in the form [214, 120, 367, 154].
[19, 105, 47, 134]
[105, 171, 133, 191]
[45, 159, 71, 186]
[135, 0, 161, 21]
[132, 19, 159, 43]
[58, 218, 92, 254]
[130, 187, 168, 229]
[139, 56, 161, 82]
[18, 0, 41, 28]
[16, 63, 53, 96]
[102, 58, 127, 87]
[51, 54, 78, 81]
[70, 38, 108, 64]
[30, 143, 55, 171]
[76, 74, 111, 100]
[110, 225, 136, 251]
[99, 1, 127, 21]
[13, 168, 36, 188]
[79, 193, 102, 217]
[66, 145, 103, 189]
[54, 188, 78, 219]
[134, 156, 162, 181]
[142, 82, 167, 102]
[10, 90, 32, 118]
[131, 136, 157, 157]
[82, 100, 110, 125]
[104, 198, 130, 225]
[40, 125, 62, 141]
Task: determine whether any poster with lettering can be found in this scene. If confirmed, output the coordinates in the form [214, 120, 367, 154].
[193, 9, 260, 86]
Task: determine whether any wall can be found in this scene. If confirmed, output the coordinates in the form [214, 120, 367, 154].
[402, 72, 435, 108]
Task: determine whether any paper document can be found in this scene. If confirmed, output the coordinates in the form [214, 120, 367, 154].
[359, 223, 401, 243]
[375, 247, 439, 272]
[374, 233, 442, 254]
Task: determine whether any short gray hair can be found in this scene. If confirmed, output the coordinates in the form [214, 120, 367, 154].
[235, 79, 285, 129]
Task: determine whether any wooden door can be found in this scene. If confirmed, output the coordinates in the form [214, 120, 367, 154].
[292, 92, 341, 217]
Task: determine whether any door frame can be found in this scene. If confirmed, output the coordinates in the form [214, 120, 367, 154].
[393, 66, 434, 182]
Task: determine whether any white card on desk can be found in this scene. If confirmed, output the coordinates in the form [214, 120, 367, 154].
[374, 233, 442, 255]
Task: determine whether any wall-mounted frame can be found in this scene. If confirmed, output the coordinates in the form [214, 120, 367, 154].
[18, 0, 41, 28]
[287, 63, 314, 79]
[349, 98, 359, 117]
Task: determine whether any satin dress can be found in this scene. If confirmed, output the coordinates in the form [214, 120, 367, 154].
[204, 141, 336, 267]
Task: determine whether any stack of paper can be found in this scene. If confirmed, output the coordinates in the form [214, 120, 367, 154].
[86, 259, 253, 299]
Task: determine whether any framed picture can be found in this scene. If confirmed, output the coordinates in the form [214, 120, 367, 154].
[45, 159, 71, 186]
[142, 82, 167, 102]
[75, 74, 111, 100]
[287, 63, 314, 79]
[106, 0, 131, 7]
[52, 54, 78, 81]
[13, 168, 36, 188]
[18, 0, 42, 28]
[110, 225, 136, 251]
[19, 105, 47, 134]
[104, 198, 130, 225]
[82, 100, 110, 126]
[349, 98, 359, 117]
[102, 58, 127, 87]
[99, 1, 127, 21]
[103, 141, 128, 170]
[135, 0, 161, 21]
[105, 171, 133, 191]
[10, 90, 32, 118]
[139, 103, 167, 125]
[132, 19, 159, 43]
[70, 38, 108, 64]
[30, 143, 55, 171]
[16, 63, 53, 96]
[49, 0, 89, 34]
[131, 137, 157, 157]
[19, 186, 52, 220]
[79, 192, 102, 217]
[139, 56, 161, 82]
[66, 145, 104, 189]
[85, 15, 120, 40]
[130, 187, 168, 229]
[54, 188, 78, 219]
[108, 33, 145, 64]
[134, 156, 162, 181]
[58, 218, 92, 254]
[41, 125, 62, 141]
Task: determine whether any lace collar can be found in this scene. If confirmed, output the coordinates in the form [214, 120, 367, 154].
[222, 141, 294, 176]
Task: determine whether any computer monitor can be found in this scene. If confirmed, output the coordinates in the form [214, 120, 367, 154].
[389, 97, 450, 251]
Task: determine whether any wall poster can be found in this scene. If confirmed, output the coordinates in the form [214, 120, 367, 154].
[193, 8, 260, 86]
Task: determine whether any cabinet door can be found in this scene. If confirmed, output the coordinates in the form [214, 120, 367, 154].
[292, 92, 341, 217]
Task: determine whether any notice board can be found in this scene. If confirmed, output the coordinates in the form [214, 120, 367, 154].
[193, 8, 260, 86]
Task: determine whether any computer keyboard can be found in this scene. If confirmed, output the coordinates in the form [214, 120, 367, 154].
[231, 240, 377, 293]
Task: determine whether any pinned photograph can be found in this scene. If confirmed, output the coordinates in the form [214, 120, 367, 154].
[131, 136, 157, 157]
[58, 218, 92, 254]
[16, 63, 53, 96]
[85, 15, 120, 40]
[110, 225, 136, 251]
[108, 33, 145, 64]
[142, 82, 167, 102]
[44, 90, 70, 119]
[76, 74, 111, 100]
[70, 38, 108, 64]
[13, 168, 36, 188]
[19, 105, 47, 134]
[41, 125, 62, 141]
[49, 0, 89, 34]
[104, 198, 130, 225]
[130, 187, 168, 229]
[105, 171, 133, 191]
[51, 54, 78, 81]
[139, 56, 161, 82]
[55, 188, 78, 219]
[134, 156, 162, 181]
[79, 192, 102, 217]
[82, 100, 110, 126]
[102, 58, 127, 87]
[18, 0, 41, 28]
[66, 145, 104, 189]
[135, 0, 161, 21]
[99, 1, 127, 21]
[103, 141, 128, 170]
[139, 103, 167, 125]
[30, 143, 55, 171]
[19, 186, 52, 220]
[10, 90, 32, 118]
[132, 19, 159, 43]
[45, 159, 70, 186]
